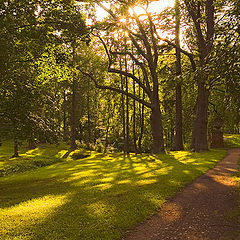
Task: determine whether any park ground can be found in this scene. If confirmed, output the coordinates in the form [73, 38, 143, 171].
[0, 135, 240, 240]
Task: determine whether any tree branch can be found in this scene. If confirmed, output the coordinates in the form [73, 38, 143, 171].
[184, 0, 207, 53]
[206, 0, 214, 51]
[110, 50, 151, 94]
[157, 36, 197, 71]
[78, 68, 152, 108]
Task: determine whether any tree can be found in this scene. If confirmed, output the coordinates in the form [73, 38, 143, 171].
[173, 0, 184, 150]
[80, 1, 172, 153]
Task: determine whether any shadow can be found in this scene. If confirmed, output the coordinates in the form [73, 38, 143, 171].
[1, 149, 238, 240]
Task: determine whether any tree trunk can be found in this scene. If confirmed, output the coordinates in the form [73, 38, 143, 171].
[150, 100, 165, 154]
[138, 87, 144, 154]
[132, 63, 137, 154]
[191, 82, 209, 152]
[63, 90, 68, 141]
[174, 82, 184, 150]
[120, 60, 126, 154]
[104, 115, 110, 153]
[174, 0, 184, 151]
[70, 75, 77, 150]
[12, 135, 19, 158]
[125, 54, 130, 154]
[28, 131, 36, 149]
[70, 46, 77, 150]
[87, 79, 91, 147]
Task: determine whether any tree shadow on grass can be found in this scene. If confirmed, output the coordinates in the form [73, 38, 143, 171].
[0, 149, 227, 239]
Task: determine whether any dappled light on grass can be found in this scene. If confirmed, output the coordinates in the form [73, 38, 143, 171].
[0, 141, 70, 176]
[224, 134, 240, 147]
[87, 201, 115, 219]
[0, 147, 227, 239]
[0, 194, 69, 239]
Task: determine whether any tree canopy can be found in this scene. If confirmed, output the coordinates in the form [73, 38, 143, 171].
[0, 0, 239, 155]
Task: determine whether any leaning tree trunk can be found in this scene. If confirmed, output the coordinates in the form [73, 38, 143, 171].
[191, 81, 209, 152]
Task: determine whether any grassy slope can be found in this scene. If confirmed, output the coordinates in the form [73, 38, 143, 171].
[0, 141, 71, 176]
[0, 142, 227, 240]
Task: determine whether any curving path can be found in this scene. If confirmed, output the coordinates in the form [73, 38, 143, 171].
[123, 148, 240, 240]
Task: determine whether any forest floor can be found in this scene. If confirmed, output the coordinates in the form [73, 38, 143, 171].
[123, 148, 240, 240]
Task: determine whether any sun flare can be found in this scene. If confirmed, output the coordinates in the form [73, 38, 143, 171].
[96, 0, 175, 21]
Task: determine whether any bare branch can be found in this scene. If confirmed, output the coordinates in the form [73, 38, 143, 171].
[184, 0, 207, 53]
[128, 33, 148, 59]
[93, 33, 112, 64]
[145, 11, 159, 65]
[157, 36, 197, 71]
[93, 0, 117, 20]
[78, 68, 152, 108]
[110, 50, 151, 94]
[131, 12, 154, 64]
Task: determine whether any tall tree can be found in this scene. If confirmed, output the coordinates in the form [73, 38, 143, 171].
[173, 0, 184, 150]
[81, 1, 168, 153]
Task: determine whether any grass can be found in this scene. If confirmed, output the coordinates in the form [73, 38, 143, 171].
[0, 141, 92, 176]
[0, 140, 228, 240]
[224, 134, 240, 148]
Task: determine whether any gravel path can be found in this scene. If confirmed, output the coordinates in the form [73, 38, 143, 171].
[123, 148, 240, 240]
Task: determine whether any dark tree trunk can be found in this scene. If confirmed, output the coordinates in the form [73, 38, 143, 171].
[63, 90, 68, 141]
[186, 0, 214, 152]
[70, 51, 78, 151]
[174, 83, 184, 150]
[138, 87, 144, 154]
[70, 76, 77, 150]
[12, 136, 19, 158]
[120, 60, 126, 154]
[28, 131, 36, 149]
[104, 115, 110, 153]
[150, 100, 164, 154]
[132, 63, 137, 154]
[149, 62, 165, 153]
[191, 82, 209, 152]
[174, 0, 184, 151]
[87, 79, 91, 147]
[125, 54, 130, 154]
[70, 46, 78, 150]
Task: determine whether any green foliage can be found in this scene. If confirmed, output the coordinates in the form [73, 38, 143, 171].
[0, 144, 226, 239]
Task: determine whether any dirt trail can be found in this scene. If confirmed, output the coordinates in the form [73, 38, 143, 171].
[123, 148, 240, 240]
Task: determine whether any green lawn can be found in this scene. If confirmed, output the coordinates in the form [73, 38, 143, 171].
[224, 134, 240, 148]
[0, 141, 228, 240]
[0, 141, 71, 176]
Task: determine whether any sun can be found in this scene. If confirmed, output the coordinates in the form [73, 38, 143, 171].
[95, 0, 175, 21]
[131, 0, 175, 16]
